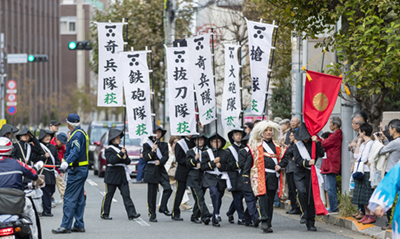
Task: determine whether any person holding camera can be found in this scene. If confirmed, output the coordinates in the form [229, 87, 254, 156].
[143, 126, 172, 222]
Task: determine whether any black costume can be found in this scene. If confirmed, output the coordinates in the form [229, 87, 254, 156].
[172, 136, 195, 220]
[185, 133, 212, 224]
[225, 129, 246, 224]
[100, 129, 140, 220]
[143, 126, 172, 222]
[200, 133, 230, 227]
[292, 123, 324, 230]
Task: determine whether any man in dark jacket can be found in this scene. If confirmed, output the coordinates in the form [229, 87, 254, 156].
[100, 129, 140, 220]
[185, 133, 211, 225]
[225, 128, 246, 225]
[201, 133, 230, 227]
[172, 134, 195, 221]
[143, 126, 172, 222]
[292, 123, 324, 231]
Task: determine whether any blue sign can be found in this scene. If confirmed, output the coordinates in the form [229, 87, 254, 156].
[7, 106, 16, 115]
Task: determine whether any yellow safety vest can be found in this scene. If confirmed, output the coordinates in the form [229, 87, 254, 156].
[68, 129, 89, 167]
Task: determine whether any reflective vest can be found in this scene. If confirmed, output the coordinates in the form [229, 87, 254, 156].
[68, 129, 89, 167]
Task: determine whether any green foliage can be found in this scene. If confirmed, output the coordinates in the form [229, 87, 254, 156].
[337, 191, 357, 218]
[269, 80, 292, 119]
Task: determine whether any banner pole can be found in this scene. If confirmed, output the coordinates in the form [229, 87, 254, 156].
[211, 28, 219, 154]
[123, 18, 129, 147]
[262, 20, 280, 120]
[239, 41, 244, 128]
[149, 45, 156, 131]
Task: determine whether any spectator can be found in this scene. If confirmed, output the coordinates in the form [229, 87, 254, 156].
[49, 120, 61, 134]
[135, 137, 148, 183]
[253, 120, 262, 127]
[279, 119, 290, 146]
[353, 123, 375, 224]
[376, 119, 400, 230]
[320, 117, 342, 213]
[244, 122, 254, 134]
[50, 133, 68, 203]
[284, 117, 300, 145]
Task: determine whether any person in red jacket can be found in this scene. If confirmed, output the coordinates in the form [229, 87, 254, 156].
[320, 116, 342, 213]
[50, 133, 68, 202]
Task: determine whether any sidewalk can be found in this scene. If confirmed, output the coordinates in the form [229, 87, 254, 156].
[278, 200, 392, 239]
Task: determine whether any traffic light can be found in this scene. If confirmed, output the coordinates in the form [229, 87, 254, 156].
[27, 55, 48, 62]
[68, 41, 92, 50]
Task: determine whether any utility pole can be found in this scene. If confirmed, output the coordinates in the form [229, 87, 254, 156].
[294, 33, 302, 119]
[0, 33, 5, 120]
[76, 0, 85, 90]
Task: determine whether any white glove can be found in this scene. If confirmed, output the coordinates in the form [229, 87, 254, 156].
[60, 162, 69, 170]
[34, 161, 44, 171]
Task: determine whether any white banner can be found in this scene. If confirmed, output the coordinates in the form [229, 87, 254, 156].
[221, 44, 241, 129]
[97, 22, 124, 107]
[119, 51, 153, 138]
[187, 34, 216, 125]
[247, 20, 276, 115]
[166, 47, 197, 136]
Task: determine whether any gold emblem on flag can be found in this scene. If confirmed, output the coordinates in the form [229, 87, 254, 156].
[313, 93, 329, 111]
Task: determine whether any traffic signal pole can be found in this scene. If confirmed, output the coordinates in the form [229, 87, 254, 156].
[77, 0, 85, 91]
[0, 33, 5, 120]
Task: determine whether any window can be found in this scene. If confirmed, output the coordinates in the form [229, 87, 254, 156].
[60, 17, 77, 34]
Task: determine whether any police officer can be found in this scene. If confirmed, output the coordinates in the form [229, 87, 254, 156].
[100, 128, 140, 220]
[185, 133, 212, 225]
[171, 134, 195, 221]
[52, 113, 89, 234]
[142, 126, 172, 222]
[225, 128, 246, 225]
[201, 133, 230, 227]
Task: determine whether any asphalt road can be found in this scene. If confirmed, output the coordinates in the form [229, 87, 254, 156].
[39, 172, 370, 239]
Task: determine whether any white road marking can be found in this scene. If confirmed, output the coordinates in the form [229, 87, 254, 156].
[100, 191, 117, 203]
[134, 217, 150, 226]
[87, 179, 98, 186]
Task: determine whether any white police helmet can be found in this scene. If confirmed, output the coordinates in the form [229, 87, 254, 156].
[0, 137, 13, 156]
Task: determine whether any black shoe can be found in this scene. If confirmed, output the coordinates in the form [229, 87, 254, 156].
[307, 226, 317, 231]
[191, 218, 202, 224]
[245, 221, 254, 227]
[149, 218, 158, 222]
[129, 213, 141, 220]
[42, 212, 53, 217]
[202, 217, 210, 225]
[253, 219, 261, 228]
[159, 210, 172, 217]
[263, 227, 273, 233]
[261, 221, 269, 230]
[212, 222, 220, 227]
[101, 216, 113, 220]
[287, 209, 301, 215]
[300, 218, 307, 224]
[238, 219, 245, 225]
[227, 213, 234, 224]
[216, 215, 222, 222]
[171, 216, 184, 221]
[71, 227, 85, 233]
[52, 227, 71, 234]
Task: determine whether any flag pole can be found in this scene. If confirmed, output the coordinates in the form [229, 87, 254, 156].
[149, 45, 156, 131]
[262, 20, 280, 120]
[211, 28, 219, 154]
[239, 41, 244, 128]
[123, 18, 129, 147]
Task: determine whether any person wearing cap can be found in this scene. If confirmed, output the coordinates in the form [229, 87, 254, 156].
[238, 133, 260, 227]
[100, 128, 140, 221]
[185, 133, 212, 225]
[225, 128, 246, 225]
[0, 123, 19, 140]
[201, 133, 230, 227]
[143, 126, 172, 222]
[52, 113, 89, 234]
[50, 133, 68, 202]
[291, 123, 324, 231]
[49, 120, 61, 134]
[246, 121, 282, 233]
[172, 133, 195, 221]
[31, 129, 60, 217]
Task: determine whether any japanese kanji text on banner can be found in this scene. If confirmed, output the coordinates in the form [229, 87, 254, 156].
[187, 34, 216, 125]
[97, 22, 124, 107]
[119, 51, 153, 138]
[247, 20, 276, 115]
[221, 44, 241, 129]
[166, 47, 197, 136]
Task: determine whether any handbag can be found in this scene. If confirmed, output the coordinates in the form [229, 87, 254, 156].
[167, 162, 177, 177]
[352, 160, 364, 180]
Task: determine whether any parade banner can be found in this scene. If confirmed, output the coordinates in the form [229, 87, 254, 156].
[221, 44, 241, 129]
[97, 22, 124, 107]
[119, 51, 153, 138]
[187, 34, 216, 125]
[303, 70, 342, 216]
[166, 46, 197, 136]
[247, 20, 275, 115]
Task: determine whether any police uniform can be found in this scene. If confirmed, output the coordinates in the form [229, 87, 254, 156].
[200, 133, 230, 227]
[100, 129, 140, 220]
[142, 126, 172, 222]
[52, 114, 89, 234]
[171, 136, 195, 220]
[225, 129, 246, 224]
[185, 133, 212, 224]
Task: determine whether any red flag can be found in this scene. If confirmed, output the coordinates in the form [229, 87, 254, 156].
[303, 70, 342, 216]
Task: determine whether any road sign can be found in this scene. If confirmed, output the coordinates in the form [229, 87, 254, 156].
[7, 80, 16, 90]
[7, 54, 28, 64]
[7, 106, 16, 115]
[7, 93, 16, 102]
[6, 102, 17, 106]
[6, 89, 16, 94]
